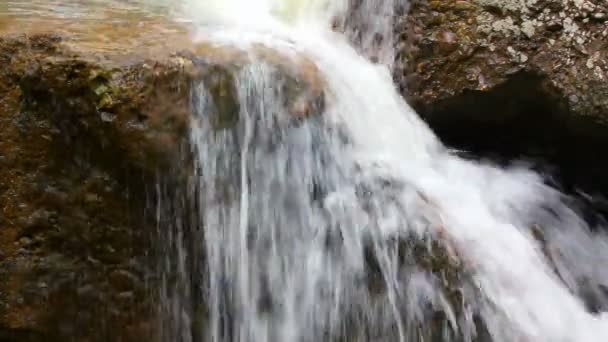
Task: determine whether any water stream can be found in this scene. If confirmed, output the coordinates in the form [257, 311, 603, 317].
[11, 0, 605, 340]
[173, 0, 608, 341]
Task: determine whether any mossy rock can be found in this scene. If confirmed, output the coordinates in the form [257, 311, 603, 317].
[0, 32, 328, 342]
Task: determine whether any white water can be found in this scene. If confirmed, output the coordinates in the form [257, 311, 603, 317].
[173, 0, 608, 341]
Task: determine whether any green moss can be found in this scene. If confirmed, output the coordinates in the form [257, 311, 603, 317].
[97, 93, 113, 110]
[93, 84, 110, 96]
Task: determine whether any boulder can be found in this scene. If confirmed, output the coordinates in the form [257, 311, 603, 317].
[0, 29, 324, 342]
[399, 0, 608, 193]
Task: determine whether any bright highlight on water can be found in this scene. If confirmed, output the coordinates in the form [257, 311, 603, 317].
[168, 0, 608, 341]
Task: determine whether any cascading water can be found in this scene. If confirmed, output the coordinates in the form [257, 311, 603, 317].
[164, 0, 608, 341]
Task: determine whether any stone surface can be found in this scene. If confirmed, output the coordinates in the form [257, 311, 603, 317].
[400, 0, 608, 120]
[0, 33, 181, 342]
[0, 29, 325, 342]
[399, 0, 608, 193]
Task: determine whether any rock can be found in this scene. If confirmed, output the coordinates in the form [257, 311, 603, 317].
[0, 328, 46, 342]
[401, 0, 608, 118]
[108, 270, 141, 292]
[0, 28, 326, 342]
[24, 209, 52, 231]
[76, 284, 99, 301]
[399, 0, 608, 193]
[18, 237, 33, 247]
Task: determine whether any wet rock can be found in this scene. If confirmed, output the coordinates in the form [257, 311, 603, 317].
[400, 0, 608, 194]
[401, 0, 608, 118]
[0, 328, 46, 342]
[0, 31, 326, 342]
[108, 270, 141, 292]
[116, 291, 136, 306]
[17, 237, 33, 247]
[76, 284, 99, 301]
[23, 210, 52, 231]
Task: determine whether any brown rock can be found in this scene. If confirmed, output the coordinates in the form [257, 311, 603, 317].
[0, 27, 326, 342]
[399, 0, 608, 192]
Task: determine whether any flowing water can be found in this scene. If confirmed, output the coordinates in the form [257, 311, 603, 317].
[177, 0, 608, 341]
[5, 0, 608, 341]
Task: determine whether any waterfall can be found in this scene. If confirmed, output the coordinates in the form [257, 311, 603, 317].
[161, 0, 608, 341]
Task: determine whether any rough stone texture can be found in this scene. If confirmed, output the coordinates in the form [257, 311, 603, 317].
[400, 0, 608, 119]
[399, 0, 608, 193]
[0, 33, 193, 342]
[0, 32, 325, 341]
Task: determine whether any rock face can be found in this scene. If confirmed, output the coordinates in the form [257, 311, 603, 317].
[399, 0, 608, 193]
[0, 33, 193, 342]
[0, 31, 325, 341]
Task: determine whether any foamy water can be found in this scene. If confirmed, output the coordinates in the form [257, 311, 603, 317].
[171, 0, 608, 341]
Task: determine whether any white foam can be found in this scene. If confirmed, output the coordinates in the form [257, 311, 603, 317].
[182, 0, 608, 341]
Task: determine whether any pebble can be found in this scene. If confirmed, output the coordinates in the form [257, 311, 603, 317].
[117, 291, 135, 300]
[109, 269, 141, 291]
[25, 209, 52, 229]
[569, 94, 580, 104]
[19, 236, 33, 246]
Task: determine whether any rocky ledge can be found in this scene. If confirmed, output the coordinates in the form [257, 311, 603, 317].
[0, 28, 475, 341]
[400, 0, 608, 195]
[0, 31, 324, 341]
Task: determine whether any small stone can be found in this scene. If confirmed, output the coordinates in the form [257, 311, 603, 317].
[25, 209, 52, 229]
[84, 193, 101, 203]
[87, 256, 102, 265]
[18, 237, 33, 246]
[109, 270, 141, 292]
[77, 284, 97, 299]
[117, 291, 135, 300]
[576, 36, 585, 45]
[100, 111, 116, 123]
[569, 94, 579, 104]
[521, 21, 536, 38]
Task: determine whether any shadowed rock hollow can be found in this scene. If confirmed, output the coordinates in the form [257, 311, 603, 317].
[399, 0, 608, 198]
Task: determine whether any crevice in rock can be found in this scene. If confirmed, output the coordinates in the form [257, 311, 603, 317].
[414, 71, 608, 226]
